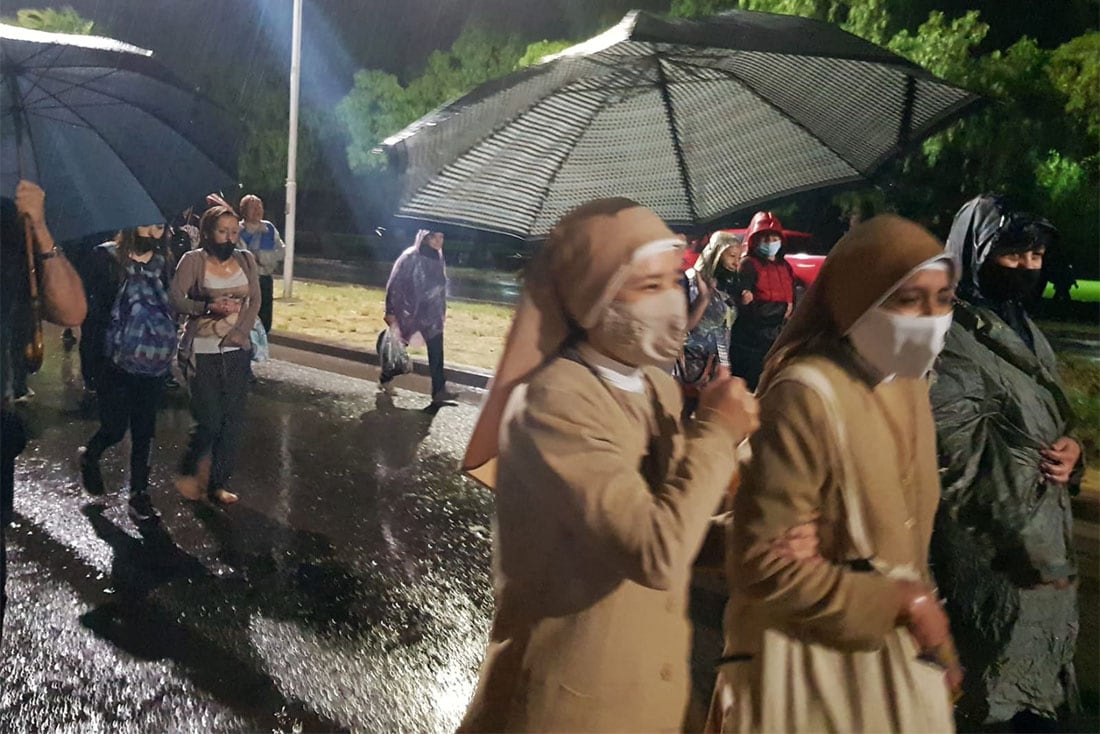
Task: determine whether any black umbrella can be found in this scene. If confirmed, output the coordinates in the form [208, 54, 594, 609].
[383, 10, 980, 240]
[0, 24, 239, 243]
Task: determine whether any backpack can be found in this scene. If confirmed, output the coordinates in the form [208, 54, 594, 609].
[105, 254, 177, 377]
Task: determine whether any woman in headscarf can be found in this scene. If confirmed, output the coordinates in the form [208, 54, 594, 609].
[711, 215, 963, 733]
[458, 199, 816, 733]
[676, 230, 745, 418]
[929, 195, 1082, 731]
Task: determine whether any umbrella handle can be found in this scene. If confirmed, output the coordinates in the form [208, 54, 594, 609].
[22, 216, 45, 374]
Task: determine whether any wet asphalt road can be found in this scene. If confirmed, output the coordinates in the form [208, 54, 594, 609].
[1, 337, 495, 733]
[1, 331, 1096, 732]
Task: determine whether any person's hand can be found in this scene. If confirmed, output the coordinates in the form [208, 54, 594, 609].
[1041, 436, 1081, 484]
[15, 180, 47, 226]
[896, 581, 951, 653]
[785, 303, 794, 320]
[741, 290, 754, 305]
[695, 273, 710, 300]
[770, 519, 822, 566]
[697, 366, 759, 442]
[220, 329, 250, 349]
[208, 298, 240, 316]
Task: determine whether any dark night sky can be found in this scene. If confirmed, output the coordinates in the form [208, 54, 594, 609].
[7, 0, 671, 106]
[7, 0, 1093, 113]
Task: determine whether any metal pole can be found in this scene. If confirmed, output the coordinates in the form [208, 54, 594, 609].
[283, 0, 303, 298]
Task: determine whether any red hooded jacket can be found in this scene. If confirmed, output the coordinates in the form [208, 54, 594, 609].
[742, 211, 794, 303]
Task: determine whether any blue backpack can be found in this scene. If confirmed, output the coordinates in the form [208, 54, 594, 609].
[105, 254, 178, 377]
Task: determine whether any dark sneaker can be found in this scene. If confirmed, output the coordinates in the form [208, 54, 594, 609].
[128, 494, 161, 523]
[431, 388, 459, 405]
[12, 387, 35, 403]
[77, 447, 106, 496]
[61, 329, 77, 352]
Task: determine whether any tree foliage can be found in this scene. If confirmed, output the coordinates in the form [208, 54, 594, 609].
[517, 40, 575, 69]
[669, 0, 1098, 270]
[3, 6, 95, 34]
[233, 90, 341, 194]
[338, 26, 535, 173]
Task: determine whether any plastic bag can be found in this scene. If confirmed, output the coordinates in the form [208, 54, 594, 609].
[250, 320, 270, 362]
[377, 327, 412, 382]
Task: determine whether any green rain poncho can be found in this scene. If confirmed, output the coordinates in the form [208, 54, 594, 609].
[929, 195, 1082, 726]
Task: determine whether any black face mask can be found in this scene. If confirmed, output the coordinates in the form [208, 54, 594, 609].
[209, 242, 235, 262]
[132, 235, 158, 254]
[979, 262, 1043, 304]
[715, 266, 739, 293]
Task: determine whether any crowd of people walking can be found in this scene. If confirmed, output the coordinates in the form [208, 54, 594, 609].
[458, 197, 1085, 733]
[0, 179, 1087, 733]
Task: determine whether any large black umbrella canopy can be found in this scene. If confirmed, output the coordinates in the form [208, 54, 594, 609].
[0, 24, 239, 243]
[383, 10, 980, 240]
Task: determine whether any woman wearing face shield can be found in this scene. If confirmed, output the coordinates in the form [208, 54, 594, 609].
[457, 199, 818, 733]
[728, 211, 795, 391]
[169, 205, 261, 506]
[711, 216, 963, 733]
[75, 224, 175, 524]
[929, 196, 1083, 732]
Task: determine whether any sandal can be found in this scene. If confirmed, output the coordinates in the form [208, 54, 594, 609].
[211, 488, 239, 505]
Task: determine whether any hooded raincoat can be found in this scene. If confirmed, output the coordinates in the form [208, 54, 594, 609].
[729, 212, 794, 391]
[384, 230, 447, 347]
[677, 233, 741, 391]
[929, 195, 1082, 726]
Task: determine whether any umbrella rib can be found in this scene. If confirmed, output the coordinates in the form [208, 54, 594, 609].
[18, 66, 134, 110]
[526, 69, 652, 232]
[19, 67, 234, 175]
[35, 91, 167, 220]
[654, 52, 698, 223]
[897, 76, 916, 149]
[663, 56, 864, 177]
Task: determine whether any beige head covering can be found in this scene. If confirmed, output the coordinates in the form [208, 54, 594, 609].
[693, 230, 743, 283]
[462, 198, 679, 487]
[759, 214, 957, 392]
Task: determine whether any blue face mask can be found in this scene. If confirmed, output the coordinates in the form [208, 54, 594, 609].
[758, 239, 782, 257]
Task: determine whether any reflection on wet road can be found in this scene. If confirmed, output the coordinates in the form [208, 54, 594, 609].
[1, 343, 494, 732]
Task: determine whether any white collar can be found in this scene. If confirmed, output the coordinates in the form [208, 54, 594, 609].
[577, 342, 646, 394]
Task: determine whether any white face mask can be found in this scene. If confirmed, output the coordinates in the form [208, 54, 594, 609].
[589, 288, 688, 367]
[847, 307, 953, 381]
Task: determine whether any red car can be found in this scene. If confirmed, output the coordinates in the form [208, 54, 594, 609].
[683, 229, 825, 287]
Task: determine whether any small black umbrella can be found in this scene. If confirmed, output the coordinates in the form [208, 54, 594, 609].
[383, 10, 980, 240]
[0, 24, 239, 243]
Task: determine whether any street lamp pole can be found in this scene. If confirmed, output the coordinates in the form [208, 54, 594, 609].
[282, 0, 303, 298]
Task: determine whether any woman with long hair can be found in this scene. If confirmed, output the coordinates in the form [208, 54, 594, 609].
[77, 224, 176, 523]
[169, 205, 260, 505]
[712, 215, 962, 733]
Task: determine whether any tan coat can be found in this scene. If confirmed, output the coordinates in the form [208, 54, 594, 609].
[460, 355, 740, 733]
[718, 348, 952, 732]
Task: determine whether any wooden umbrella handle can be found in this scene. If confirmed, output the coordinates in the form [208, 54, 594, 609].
[22, 216, 45, 373]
